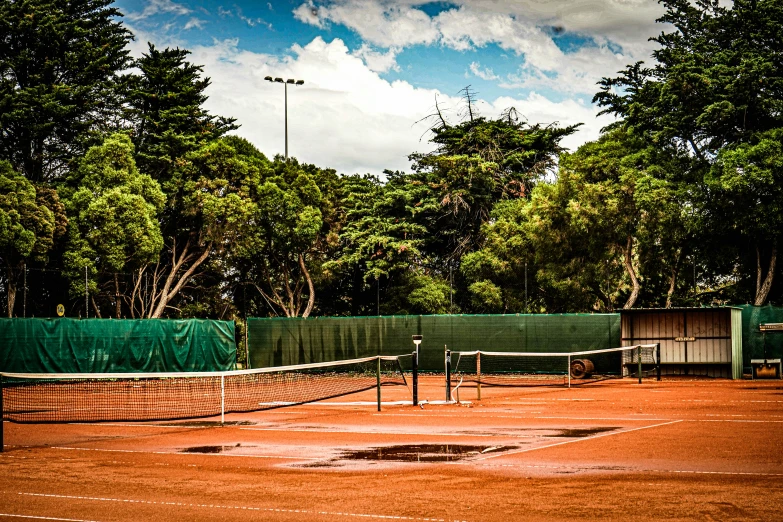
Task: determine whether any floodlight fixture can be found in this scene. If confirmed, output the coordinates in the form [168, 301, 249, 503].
[264, 74, 306, 159]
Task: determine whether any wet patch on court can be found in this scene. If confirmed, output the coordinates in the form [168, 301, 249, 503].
[164, 420, 256, 427]
[551, 427, 618, 438]
[181, 443, 244, 454]
[339, 444, 518, 462]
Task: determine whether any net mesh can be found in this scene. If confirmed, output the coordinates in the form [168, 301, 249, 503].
[1, 356, 411, 423]
[450, 345, 657, 392]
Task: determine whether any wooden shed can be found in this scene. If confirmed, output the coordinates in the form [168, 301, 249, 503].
[621, 308, 743, 379]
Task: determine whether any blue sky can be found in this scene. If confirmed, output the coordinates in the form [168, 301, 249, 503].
[114, 0, 667, 176]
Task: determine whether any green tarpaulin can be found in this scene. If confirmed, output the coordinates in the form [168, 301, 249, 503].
[739, 305, 783, 371]
[0, 318, 236, 373]
[248, 314, 621, 371]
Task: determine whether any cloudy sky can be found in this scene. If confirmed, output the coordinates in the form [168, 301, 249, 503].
[115, 0, 668, 176]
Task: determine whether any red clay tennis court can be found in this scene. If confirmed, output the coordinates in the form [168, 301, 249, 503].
[2, 375, 782, 521]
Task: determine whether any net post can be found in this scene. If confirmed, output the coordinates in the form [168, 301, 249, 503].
[220, 374, 225, 425]
[637, 345, 643, 384]
[445, 349, 451, 402]
[0, 373, 4, 453]
[656, 343, 661, 381]
[412, 351, 418, 406]
[568, 355, 571, 389]
[476, 352, 481, 401]
[376, 357, 382, 412]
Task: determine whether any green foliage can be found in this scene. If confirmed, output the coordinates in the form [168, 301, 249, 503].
[0, 160, 63, 315]
[232, 155, 339, 318]
[595, 0, 783, 305]
[62, 133, 164, 299]
[0, 0, 133, 181]
[595, 0, 783, 156]
[126, 44, 238, 185]
[0, 161, 58, 263]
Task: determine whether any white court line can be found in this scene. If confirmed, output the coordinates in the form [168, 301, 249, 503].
[534, 416, 673, 421]
[68, 423, 208, 429]
[14, 493, 465, 522]
[0, 515, 99, 522]
[240, 427, 512, 438]
[50, 447, 318, 460]
[383, 413, 674, 422]
[259, 401, 413, 407]
[467, 462, 783, 477]
[472, 420, 683, 461]
[689, 419, 783, 423]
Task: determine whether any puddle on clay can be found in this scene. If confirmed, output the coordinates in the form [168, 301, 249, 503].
[552, 427, 618, 438]
[182, 443, 243, 454]
[162, 420, 256, 427]
[340, 444, 517, 462]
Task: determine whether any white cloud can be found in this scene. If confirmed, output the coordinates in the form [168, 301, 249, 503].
[469, 62, 499, 81]
[126, 0, 191, 21]
[123, 26, 613, 176]
[199, 38, 614, 173]
[295, 0, 439, 48]
[352, 44, 401, 73]
[291, 1, 663, 96]
[292, 0, 663, 58]
[183, 18, 206, 30]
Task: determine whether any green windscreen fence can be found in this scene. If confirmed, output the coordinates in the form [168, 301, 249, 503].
[0, 318, 236, 373]
[739, 305, 783, 371]
[248, 314, 621, 371]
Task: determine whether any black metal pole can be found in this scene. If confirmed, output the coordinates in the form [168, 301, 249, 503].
[0, 373, 4, 453]
[656, 343, 661, 382]
[445, 349, 451, 402]
[412, 350, 418, 406]
[376, 357, 381, 412]
[638, 345, 643, 384]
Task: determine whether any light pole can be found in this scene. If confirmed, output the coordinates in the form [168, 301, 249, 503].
[264, 76, 304, 160]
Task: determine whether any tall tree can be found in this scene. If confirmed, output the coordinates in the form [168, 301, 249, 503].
[0, 160, 64, 316]
[125, 44, 237, 185]
[410, 99, 579, 264]
[0, 0, 133, 181]
[594, 0, 783, 304]
[134, 138, 257, 318]
[708, 129, 783, 305]
[61, 133, 165, 318]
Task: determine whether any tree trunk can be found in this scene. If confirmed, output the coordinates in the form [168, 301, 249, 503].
[665, 266, 677, 309]
[114, 273, 121, 318]
[6, 265, 17, 317]
[755, 244, 777, 306]
[299, 254, 315, 318]
[91, 295, 102, 318]
[621, 236, 641, 309]
[148, 238, 212, 318]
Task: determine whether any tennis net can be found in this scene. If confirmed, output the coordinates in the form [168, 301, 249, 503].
[0, 355, 413, 425]
[446, 344, 659, 400]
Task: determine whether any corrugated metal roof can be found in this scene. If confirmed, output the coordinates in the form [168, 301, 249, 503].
[620, 306, 742, 313]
